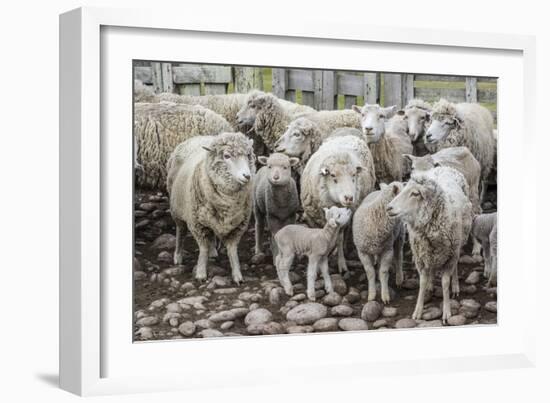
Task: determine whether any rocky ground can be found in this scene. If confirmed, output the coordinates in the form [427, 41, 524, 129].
[133, 189, 497, 342]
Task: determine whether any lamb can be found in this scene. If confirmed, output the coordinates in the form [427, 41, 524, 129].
[400, 99, 434, 156]
[274, 207, 352, 301]
[253, 153, 300, 258]
[425, 99, 496, 203]
[386, 166, 473, 323]
[300, 135, 376, 273]
[471, 212, 498, 286]
[352, 104, 413, 184]
[352, 182, 405, 304]
[135, 102, 232, 189]
[166, 132, 256, 284]
[236, 91, 360, 154]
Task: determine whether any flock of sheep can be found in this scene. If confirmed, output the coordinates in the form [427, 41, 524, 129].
[134, 79, 498, 326]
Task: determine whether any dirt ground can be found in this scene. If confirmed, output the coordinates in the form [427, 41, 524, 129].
[133, 184, 497, 341]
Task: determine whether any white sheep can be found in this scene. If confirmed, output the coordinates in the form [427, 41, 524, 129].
[274, 207, 352, 300]
[135, 102, 232, 189]
[352, 182, 405, 304]
[387, 166, 473, 323]
[300, 134, 376, 273]
[400, 99, 434, 156]
[253, 153, 300, 258]
[425, 99, 496, 203]
[167, 132, 256, 284]
[471, 212, 498, 286]
[352, 104, 413, 184]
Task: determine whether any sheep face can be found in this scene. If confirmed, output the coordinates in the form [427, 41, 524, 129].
[404, 107, 431, 142]
[276, 118, 317, 157]
[258, 152, 299, 186]
[323, 206, 352, 228]
[319, 159, 363, 208]
[352, 104, 397, 143]
[425, 113, 461, 144]
[236, 91, 274, 133]
[404, 154, 436, 172]
[386, 179, 433, 221]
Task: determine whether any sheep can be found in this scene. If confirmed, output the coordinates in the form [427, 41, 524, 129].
[352, 182, 405, 304]
[134, 79, 156, 103]
[386, 166, 473, 323]
[300, 135, 376, 273]
[135, 102, 232, 189]
[400, 99, 434, 156]
[425, 99, 496, 203]
[352, 104, 413, 184]
[236, 91, 360, 154]
[166, 132, 256, 284]
[471, 212, 498, 286]
[253, 153, 300, 259]
[274, 207, 352, 300]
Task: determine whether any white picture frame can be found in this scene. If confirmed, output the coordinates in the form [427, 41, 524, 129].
[60, 6, 537, 396]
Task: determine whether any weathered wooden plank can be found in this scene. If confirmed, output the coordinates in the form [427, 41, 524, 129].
[272, 68, 287, 99]
[134, 66, 152, 84]
[287, 69, 314, 92]
[204, 84, 227, 95]
[172, 65, 232, 84]
[286, 90, 297, 103]
[404, 74, 415, 105]
[336, 73, 364, 97]
[151, 62, 164, 94]
[162, 63, 174, 93]
[180, 84, 201, 96]
[465, 77, 477, 103]
[415, 74, 465, 82]
[314, 70, 336, 110]
[383, 73, 404, 108]
[234, 67, 263, 93]
[363, 73, 380, 104]
[478, 89, 497, 103]
[477, 77, 498, 83]
[302, 91, 315, 108]
[344, 95, 357, 110]
[414, 87, 466, 103]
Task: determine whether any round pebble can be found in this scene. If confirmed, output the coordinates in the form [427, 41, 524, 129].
[330, 304, 354, 317]
[200, 329, 224, 338]
[338, 318, 368, 331]
[178, 321, 196, 336]
[447, 315, 467, 326]
[361, 301, 382, 322]
[244, 308, 273, 326]
[394, 318, 417, 329]
[313, 318, 339, 332]
[382, 306, 398, 317]
[323, 292, 343, 307]
[286, 303, 327, 325]
[484, 301, 497, 313]
[422, 306, 442, 320]
[465, 271, 481, 285]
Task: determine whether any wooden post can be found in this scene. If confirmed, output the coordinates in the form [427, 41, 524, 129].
[314, 70, 335, 110]
[343, 96, 356, 109]
[151, 62, 163, 94]
[465, 77, 478, 102]
[383, 73, 406, 108]
[301, 91, 315, 107]
[234, 67, 263, 93]
[151, 62, 174, 93]
[363, 73, 380, 105]
[272, 69, 287, 99]
[404, 74, 415, 106]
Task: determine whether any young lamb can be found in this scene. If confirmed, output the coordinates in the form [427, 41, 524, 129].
[425, 99, 496, 203]
[400, 99, 434, 156]
[471, 212, 498, 286]
[253, 153, 300, 258]
[386, 166, 473, 323]
[135, 102, 232, 189]
[236, 91, 360, 154]
[352, 104, 413, 184]
[274, 207, 352, 301]
[352, 182, 405, 304]
[167, 132, 256, 284]
[300, 134, 376, 273]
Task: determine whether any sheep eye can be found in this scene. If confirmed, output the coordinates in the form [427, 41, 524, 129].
[268, 165, 272, 169]
[411, 191, 420, 197]
[379, 114, 384, 119]
[283, 166, 288, 170]
[223, 153, 231, 159]
[293, 132, 301, 137]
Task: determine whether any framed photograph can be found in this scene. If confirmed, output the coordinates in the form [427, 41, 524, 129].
[60, 6, 536, 396]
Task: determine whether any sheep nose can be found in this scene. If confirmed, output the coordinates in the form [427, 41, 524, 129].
[242, 173, 251, 181]
[344, 195, 354, 203]
[364, 127, 373, 134]
[387, 206, 393, 213]
[273, 174, 280, 181]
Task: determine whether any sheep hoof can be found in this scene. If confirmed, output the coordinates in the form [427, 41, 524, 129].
[232, 272, 244, 285]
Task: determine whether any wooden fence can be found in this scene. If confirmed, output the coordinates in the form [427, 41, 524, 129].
[134, 62, 497, 119]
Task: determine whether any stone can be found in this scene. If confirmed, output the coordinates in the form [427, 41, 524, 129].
[136, 316, 159, 327]
[462, 285, 477, 294]
[401, 278, 419, 290]
[343, 291, 361, 304]
[134, 271, 147, 281]
[157, 251, 172, 263]
[382, 306, 398, 318]
[178, 321, 196, 336]
[135, 327, 154, 340]
[139, 202, 157, 211]
[459, 255, 476, 264]
[465, 271, 481, 285]
[394, 318, 417, 329]
[484, 301, 497, 313]
[291, 293, 307, 302]
[361, 301, 382, 322]
[322, 292, 342, 307]
[163, 312, 181, 324]
[246, 324, 265, 335]
[209, 310, 236, 323]
[207, 276, 231, 289]
[373, 319, 388, 329]
[194, 319, 214, 329]
[330, 274, 348, 295]
[151, 233, 176, 250]
[422, 307, 442, 320]
[338, 318, 368, 331]
[200, 329, 224, 338]
[269, 287, 284, 305]
[135, 219, 150, 229]
[286, 303, 328, 325]
[213, 287, 238, 295]
[286, 325, 314, 334]
[330, 304, 354, 317]
[447, 315, 467, 326]
[238, 292, 262, 302]
[165, 302, 182, 314]
[262, 322, 284, 335]
[417, 320, 443, 328]
[244, 308, 273, 326]
[249, 303, 260, 311]
[250, 253, 266, 265]
[313, 318, 339, 332]
[179, 296, 207, 305]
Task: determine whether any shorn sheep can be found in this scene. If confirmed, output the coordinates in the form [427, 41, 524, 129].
[167, 132, 256, 284]
[135, 102, 232, 189]
[471, 212, 498, 286]
[386, 166, 473, 323]
[425, 99, 496, 203]
[352, 104, 413, 184]
[274, 207, 352, 301]
[352, 182, 405, 304]
[253, 153, 300, 258]
[300, 135, 376, 273]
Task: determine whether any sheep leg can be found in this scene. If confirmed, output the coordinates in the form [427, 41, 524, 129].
[267, 217, 284, 259]
[194, 238, 210, 282]
[393, 229, 404, 288]
[306, 255, 321, 301]
[276, 252, 294, 296]
[226, 241, 244, 285]
[254, 209, 265, 256]
[451, 260, 460, 297]
[471, 236, 482, 257]
[208, 237, 218, 259]
[487, 249, 497, 287]
[358, 251, 376, 301]
[412, 269, 429, 320]
[337, 229, 348, 273]
[482, 240, 491, 278]
[173, 219, 187, 265]
[480, 180, 488, 206]
[441, 269, 452, 324]
[320, 256, 333, 294]
[379, 249, 394, 304]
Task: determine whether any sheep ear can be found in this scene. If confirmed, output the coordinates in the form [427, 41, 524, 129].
[391, 183, 401, 195]
[379, 183, 388, 190]
[403, 154, 415, 163]
[355, 165, 364, 173]
[258, 156, 268, 165]
[320, 167, 330, 176]
[323, 207, 330, 220]
[202, 146, 214, 153]
[352, 105, 362, 114]
[383, 105, 398, 118]
[288, 157, 300, 167]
